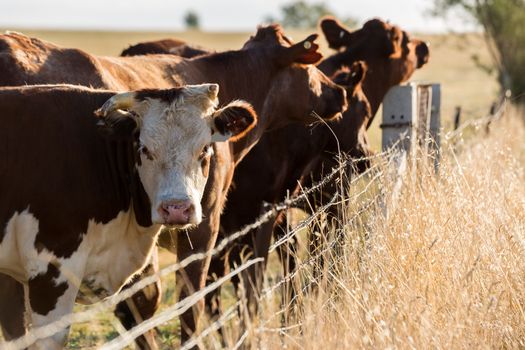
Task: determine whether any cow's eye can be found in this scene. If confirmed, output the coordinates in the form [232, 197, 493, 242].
[139, 145, 155, 161]
[199, 144, 213, 160]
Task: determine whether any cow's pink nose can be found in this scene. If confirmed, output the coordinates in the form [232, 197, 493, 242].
[158, 200, 194, 226]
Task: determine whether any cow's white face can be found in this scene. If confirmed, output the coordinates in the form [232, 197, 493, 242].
[96, 84, 257, 228]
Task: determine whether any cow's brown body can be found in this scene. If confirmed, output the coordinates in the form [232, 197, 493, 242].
[0, 26, 346, 348]
[121, 38, 210, 58]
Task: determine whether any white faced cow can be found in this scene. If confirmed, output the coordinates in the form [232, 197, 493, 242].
[0, 83, 256, 349]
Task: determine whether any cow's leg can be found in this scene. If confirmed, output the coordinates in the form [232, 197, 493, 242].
[204, 244, 226, 318]
[0, 273, 27, 340]
[114, 249, 161, 350]
[272, 210, 300, 309]
[176, 208, 221, 346]
[25, 263, 79, 350]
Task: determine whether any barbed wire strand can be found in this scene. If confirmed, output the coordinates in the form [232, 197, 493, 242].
[4, 121, 489, 349]
[99, 258, 264, 350]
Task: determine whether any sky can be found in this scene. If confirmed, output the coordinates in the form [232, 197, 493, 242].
[0, 0, 476, 33]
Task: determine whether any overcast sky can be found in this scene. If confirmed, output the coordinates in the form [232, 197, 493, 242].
[0, 0, 475, 33]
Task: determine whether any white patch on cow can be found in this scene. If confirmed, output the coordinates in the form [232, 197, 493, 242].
[134, 85, 219, 227]
[0, 209, 50, 281]
[80, 209, 161, 299]
[0, 207, 160, 302]
[28, 283, 78, 350]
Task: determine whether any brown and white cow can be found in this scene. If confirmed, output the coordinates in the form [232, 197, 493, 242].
[0, 83, 256, 349]
[0, 25, 347, 347]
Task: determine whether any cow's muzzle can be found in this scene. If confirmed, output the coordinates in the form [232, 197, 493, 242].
[158, 200, 196, 227]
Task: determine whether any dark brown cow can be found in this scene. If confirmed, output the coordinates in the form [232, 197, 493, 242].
[121, 38, 211, 58]
[0, 83, 257, 349]
[0, 26, 347, 347]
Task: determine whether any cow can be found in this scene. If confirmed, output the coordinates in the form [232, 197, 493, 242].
[0, 83, 257, 349]
[319, 16, 430, 127]
[121, 38, 210, 58]
[0, 25, 347, 348]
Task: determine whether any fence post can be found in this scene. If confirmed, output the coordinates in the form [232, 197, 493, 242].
[380, 83, 441, 217]
[485, 102, 497, 134]
[429, 84, 441, 172]
[381, 85, 417, 152]
[453, 106, 462, 131]
[380, 85, 417, 218]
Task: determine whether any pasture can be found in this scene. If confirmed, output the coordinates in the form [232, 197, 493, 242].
[1, 27, 522, 349]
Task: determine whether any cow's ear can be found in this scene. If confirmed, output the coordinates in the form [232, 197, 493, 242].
[346, 61, 367, 87]
[332, 61, 367, 94]
[320, 16, 353, 50]
[210, 100, 257, 142]
[415, 40, 430, 68]
[276, 34, 323, 66]
[332, 61, 368, 88]
[94, 92, 141, 139]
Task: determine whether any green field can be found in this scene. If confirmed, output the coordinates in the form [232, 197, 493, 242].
[0, 28, 506, 349]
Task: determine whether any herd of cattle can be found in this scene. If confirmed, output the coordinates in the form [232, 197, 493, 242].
[0, 16, 429, 349]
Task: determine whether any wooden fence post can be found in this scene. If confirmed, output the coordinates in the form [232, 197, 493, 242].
[453, 106, 462, 132]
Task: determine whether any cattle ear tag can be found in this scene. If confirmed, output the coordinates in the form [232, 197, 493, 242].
[303, 41, 312, 50]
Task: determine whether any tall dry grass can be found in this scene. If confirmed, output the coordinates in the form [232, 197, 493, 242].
[236, 109, 525, 349]
[59, 109, 524, 349]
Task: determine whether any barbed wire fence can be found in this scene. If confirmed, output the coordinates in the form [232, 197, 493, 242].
[0, 97, 510, 350]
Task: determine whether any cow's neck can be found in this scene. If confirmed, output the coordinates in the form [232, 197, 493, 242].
[361, 61, 397, 121]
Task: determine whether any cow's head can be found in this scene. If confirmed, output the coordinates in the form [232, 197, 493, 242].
[331, 61, 373, 173]
[95, 84, 256, 228]
[242, 25, 348, 129]
[320, 17, 430, 82]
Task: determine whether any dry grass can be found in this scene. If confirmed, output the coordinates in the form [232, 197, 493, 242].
[64, 107, 523, 349]
[246, 109, 525, 349]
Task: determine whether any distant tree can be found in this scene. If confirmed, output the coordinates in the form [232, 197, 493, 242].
[269, 1, 357, 29]
[433, 0, 525, 101]
[184, 10, 200, 30]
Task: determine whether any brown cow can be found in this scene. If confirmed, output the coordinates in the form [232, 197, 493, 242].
[0, 83, 257, 349]
[121, 38, 211, 58]
[0, 26, 347, 348]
